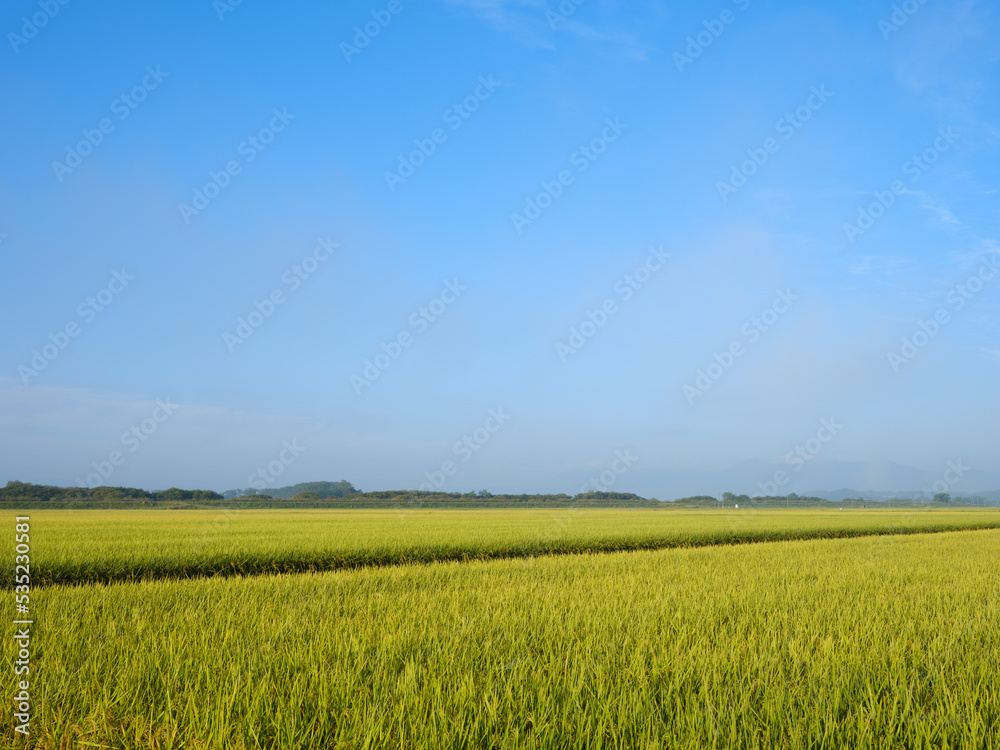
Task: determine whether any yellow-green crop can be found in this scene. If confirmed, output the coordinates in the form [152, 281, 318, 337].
[3, 521, 998, 748]
[5, 507, 1000, 585]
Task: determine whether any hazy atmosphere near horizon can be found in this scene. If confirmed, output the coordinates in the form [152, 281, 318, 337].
[2, 0, 998, 499]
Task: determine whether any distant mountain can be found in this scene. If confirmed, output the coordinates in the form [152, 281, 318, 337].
[803, 488, 1000, 504]
[537, 460, 1000, 502]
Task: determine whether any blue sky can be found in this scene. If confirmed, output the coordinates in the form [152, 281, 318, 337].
[1, 0, 998, 496]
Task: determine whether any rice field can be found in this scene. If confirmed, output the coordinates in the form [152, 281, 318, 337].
[5, 507, 1000, 586]
[4, 510, 999, 748]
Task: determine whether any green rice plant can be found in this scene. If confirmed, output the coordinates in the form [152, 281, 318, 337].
[4, 508, 1000, 586]
[3, 528, 997, 748]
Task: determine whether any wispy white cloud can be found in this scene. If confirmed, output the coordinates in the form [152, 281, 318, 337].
[847, 255, 917, 277]
[890, 0, 1000, 136]
[553, 16, 652, 60]
[903, 188, 960, 226]
[442, 0, 556, 49]
[752, 188, 795, 202]
[442, 0, 656, 57]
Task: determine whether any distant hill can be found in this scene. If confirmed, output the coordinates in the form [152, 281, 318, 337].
[223, 481, 646, 503]
[220, 484, 653, 506]
[804, 488, 999, 505]
[3, 479, 996, 509]
[566, 460, 1000, 500]
[671, 494, 838, 508]
[0, 480, 657, 508]
[222, 480, 359, 500]
[666, 493, 976, 508]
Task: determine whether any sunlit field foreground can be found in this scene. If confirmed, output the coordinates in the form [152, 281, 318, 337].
[6, 508, 1000, 586]
[5, 529, 998, 749]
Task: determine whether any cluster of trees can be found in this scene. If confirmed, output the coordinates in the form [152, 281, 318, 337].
[673, 493, 835, 507]
[207, 489, 666, 509]
[10, 479, 992, 508]
[675, 492, 999, 508]
[227, 489, 628, 504]
[223, 483, 652, 503]
[1, 481, 657, 506]
[223, 480, 358, 500]
[928, 493, 994, 505]
[574, 491, 646, 501]
[0, 481, 223, 503]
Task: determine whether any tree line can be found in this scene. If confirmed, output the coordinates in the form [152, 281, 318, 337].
[0, 481, 222, 503]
